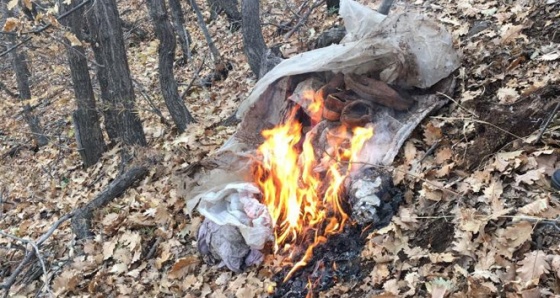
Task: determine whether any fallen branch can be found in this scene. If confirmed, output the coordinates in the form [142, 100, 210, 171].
[534, 101, 559, 144]
[71, 166, 148, 239]
[0, 212, 74, 298]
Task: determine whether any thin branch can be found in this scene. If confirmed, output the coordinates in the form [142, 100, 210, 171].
[131, 78, 169, 125]
[431, 116, 523, 139]
[283, 0, 325, 40]
[436, 92, 479, 118]
[534, 101, 559, 144]
[0, 0, 93, 58]
[180, 54, 207, 100]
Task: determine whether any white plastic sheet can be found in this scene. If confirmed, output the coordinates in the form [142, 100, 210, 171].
[237, 0, 460, 119]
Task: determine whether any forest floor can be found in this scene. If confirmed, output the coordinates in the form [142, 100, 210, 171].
[1, 0, 560, 297]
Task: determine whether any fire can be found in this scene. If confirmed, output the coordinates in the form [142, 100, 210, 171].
[254, 90, 374, 281]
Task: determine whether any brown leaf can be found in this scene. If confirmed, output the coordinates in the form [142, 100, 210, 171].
[457, 208, 485, 232]
[64, 32, 83, 47]
[517, 251, 550, 287]
[423, 122, 442, 146]
[518, 198, 548, 216]
[6, 0, 18, 10]
[515, 168, 545, 186]
[496, 221, 533, 257]
[2, 17, 19, 32]
[168, 256, 199, 279]
[435, 147, 452, 164]
[53, 270, 81, 295]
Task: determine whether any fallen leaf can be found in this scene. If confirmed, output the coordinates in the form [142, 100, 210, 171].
[515, 168, 545, 186]
[2, 17, 19, 32]
[517, 251, 550, 287]
[64, 32, 83, 47]
[518, 198, 548, 215]
[497, 87, 519, 103]
[168, 256, 199, 279]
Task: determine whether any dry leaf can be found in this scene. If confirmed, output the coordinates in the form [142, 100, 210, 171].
[2, 17, 19, 32]
[457, 208, 485, 232]
[517, 251, 550, 287]
[64, 32, 83, 47]
[22, 0, 32, 9]
[6, 0, 18, 10]
[497, 87, 519, 104]
[168, 256, 199, 279]
[518, 198, 548, 215]
[496, 221, 533, 257]
[424, 122, 442, 146]
[435, 147, 452, 164]
[52, 270, 80, 295]
[500, 23, 525, 44]
[515, 168, 545, 186]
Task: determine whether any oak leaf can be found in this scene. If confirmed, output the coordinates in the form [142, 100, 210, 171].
[517, 251, 550, 287]
[2, 17, 19, 32]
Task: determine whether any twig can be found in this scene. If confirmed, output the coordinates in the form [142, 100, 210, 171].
[180, 54, 207, 100]
[0, 0, 93, 58]
[145, 237, 161, 259]
[0, 81, 18, 98]
[436, 92, 479, 118]
[419, 139, 441, 163]
[0, 212, 74, 297]
[431, 116, 523, 139]
[0, 232, 48, 292]
[534, 101, 559, 144]
[283, 0, 326, 40]
[131, 78, 169, 125]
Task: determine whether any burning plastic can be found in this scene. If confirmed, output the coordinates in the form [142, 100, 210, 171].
[181, 0, 459, 295]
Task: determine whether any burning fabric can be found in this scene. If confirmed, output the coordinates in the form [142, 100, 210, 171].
[182, 0, 460, 295]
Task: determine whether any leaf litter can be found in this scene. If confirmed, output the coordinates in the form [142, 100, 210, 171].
[1, 0, 560, 297]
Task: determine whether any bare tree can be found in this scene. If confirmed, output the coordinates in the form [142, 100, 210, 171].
[189, 0, 220, 64]
[206, 0, 241, 31]
[167, 0, 192, 62]
[147, 0, 195, 132]
[241, 0, 282, 79]
[59, 0, 106, 167]
[2, 0, 48, 147]
[86, 0, 146, 146]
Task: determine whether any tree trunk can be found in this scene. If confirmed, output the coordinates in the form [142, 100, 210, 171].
[147, 0, 195, 132]
[377, 0, 394, 15]
[60, 0, 107, 167]
[326, 0, 339, 14]
[167, 0, 192, 62]
[242, 0, 273, 79]
[86, 0, 146, 146]
[189, 0, 221, 63]
[2, 0, 48, 147]
[206, 0, 241, 31]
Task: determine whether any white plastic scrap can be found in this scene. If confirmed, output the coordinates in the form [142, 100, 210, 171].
[194, 183, 273, 250]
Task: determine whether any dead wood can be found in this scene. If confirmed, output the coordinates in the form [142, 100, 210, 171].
[0, 213, 74, 298]
[71, 166, 148, 239]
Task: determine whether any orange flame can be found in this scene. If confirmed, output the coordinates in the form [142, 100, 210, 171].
[254, 95, 374, 281]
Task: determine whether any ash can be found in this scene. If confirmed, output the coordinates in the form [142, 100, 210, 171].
[272, 168, 402, 298]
